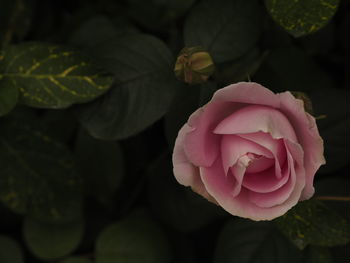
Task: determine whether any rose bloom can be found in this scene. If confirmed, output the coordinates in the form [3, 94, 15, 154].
[172, 82, 325, 220]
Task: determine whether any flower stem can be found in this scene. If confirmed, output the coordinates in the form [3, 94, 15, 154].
[315, 196, 350, 201]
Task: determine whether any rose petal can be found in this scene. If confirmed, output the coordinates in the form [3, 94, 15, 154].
[172, 123, 213, 202]
[183, 102, 240, 167]
[214, 105, 298, 142]
[247, 151, 294, 207]
[229, 155, 248, 197]
[279, 92, 325, 199]
[221, 135, 273, 174]
[200, 155, 306, 221]
[242, 164, 289, 194]
[212, 82, 280, 108]
[238, 132, 287, 168]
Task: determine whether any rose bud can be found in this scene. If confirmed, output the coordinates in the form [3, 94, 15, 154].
[174, 46, 215, 84]
[172, 82, 325, 221]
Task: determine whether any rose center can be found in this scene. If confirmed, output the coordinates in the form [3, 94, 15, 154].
[245, 153, 274, 173]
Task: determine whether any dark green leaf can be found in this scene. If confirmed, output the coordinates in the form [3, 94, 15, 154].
[0, 79, 18, 116]
[275, 200, 350, 249]
[75, 34, 178, 140]
[315, 178, 350, 220]
[75, 129, 124, 205]
[164, 83, 200, 148]
[0, 0, 33, 47]
[0, 115, 82, 222]
[61, 257, 93, 263]
[0, 42, 113, 108]
[265, 0, 339, 37]
[309, 88, 350, 173]
[253, 47, 334, 93]
[0, 235, 24, 263]
[69, 15, 138, 49]
[214, 219, 303, 263]
[214, 48, 266, 86]
[96, 212, 172, 263]
[148, 154, 225, 232]
[184, 0, 263, 63]
[127, 0, 196, 29]
[304, 246, 333, 263]
[23, 217, 84, 261]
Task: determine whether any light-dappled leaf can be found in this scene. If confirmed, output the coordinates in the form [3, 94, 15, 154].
[23, 217, 84, 261]
[75, 129, 124, 205]
[61, 257, 93, 263]
[0, 42, 113, 108]
[214, 219, 303, 263]
[96, 212, 172, 263]
[148, 154, 225, 232]
[265, 0, 339, 37]
[0, 79, 18, 116]
[275, 200, 350, 249]
[75, 34, 178, 140]
[0, 235, 24, 263]
[184, 0, 263, 63]
[0, 115, 82, 222]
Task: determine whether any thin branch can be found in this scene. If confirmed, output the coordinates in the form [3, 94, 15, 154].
[315, 196, 350, 202]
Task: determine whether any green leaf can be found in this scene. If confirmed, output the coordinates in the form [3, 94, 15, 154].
[214, 219, 303, 263]
[0, 114, 82, 222]
[23, 217, 84, 261]
[0, 79, 18, 116]
[61, 257, 93, 263]
[148, 154, 225, 232]
[127, 0, 196, 30]
[75, 34, 178, 140]
[75, 129, 124, 206]
[0, 235, 24, 263]
[0, 42, 113, 108]
[304, 246, 333, 263]
[96, 212, 172, 263]
[253, 47, 334, 93]
[164, 83, 200, 148]
[214, 48, 267, 86]
[265, 0, 339, 37]
[184, 0, 263, 63]
[69, 15, 138, 49]
[0, 0, 33, 47]
[309, 88, 350, 173]
[275, 200, 350, 249]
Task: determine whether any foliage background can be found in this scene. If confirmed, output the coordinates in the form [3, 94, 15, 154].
[0, 0, 349, 262]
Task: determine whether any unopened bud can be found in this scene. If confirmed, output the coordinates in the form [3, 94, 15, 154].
[174, 46, 215, 84]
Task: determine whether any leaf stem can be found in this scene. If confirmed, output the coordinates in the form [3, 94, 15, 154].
[315, 196, 350, 202]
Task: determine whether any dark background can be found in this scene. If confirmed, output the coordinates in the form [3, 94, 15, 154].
[0, 0, 349, 262]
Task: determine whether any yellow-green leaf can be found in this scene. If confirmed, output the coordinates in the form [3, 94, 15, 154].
[265, 0, 339, 37]
[275, 200, 350, 249]
[0, 42, 113, 108]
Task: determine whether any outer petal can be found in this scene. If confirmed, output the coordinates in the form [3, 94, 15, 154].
[183, 102, 237, 167]
[214, 105, 298, 142]
[211, 82, 280, 108]
[172, 122, 213, 202]
[279, 92, 325, 199]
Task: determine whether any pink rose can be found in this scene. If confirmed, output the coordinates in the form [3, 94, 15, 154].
[172, 82, 325, 221]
